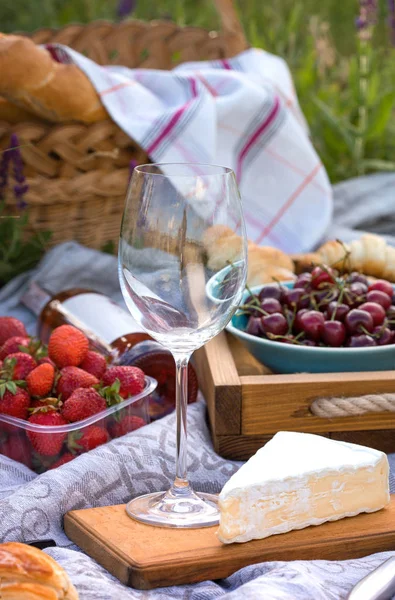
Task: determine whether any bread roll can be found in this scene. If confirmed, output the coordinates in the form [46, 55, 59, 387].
[0, 34, 107, 123]
[203, 224, 295, 286]
[0, 542, 78, 599]
[0, 97, 44, 123]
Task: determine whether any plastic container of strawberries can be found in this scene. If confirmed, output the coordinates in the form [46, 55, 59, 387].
[0, 376, 157, 473]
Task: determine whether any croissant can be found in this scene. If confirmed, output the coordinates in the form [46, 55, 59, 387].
[203, 225, 295, 286]
[0, 34, 108, 123]
[318, 234, 395, 281]
[0, 542, 79, 599]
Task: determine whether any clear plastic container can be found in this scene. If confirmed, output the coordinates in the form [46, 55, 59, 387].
[0, 376, 157, 473]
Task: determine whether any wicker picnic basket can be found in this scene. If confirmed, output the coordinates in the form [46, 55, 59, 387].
[1, 0, 248, 249]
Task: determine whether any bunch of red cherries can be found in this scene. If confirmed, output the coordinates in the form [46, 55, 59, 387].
[242, 266, 395, 347]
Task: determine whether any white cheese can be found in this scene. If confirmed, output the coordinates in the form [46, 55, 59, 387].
[218, 431, 389, 544]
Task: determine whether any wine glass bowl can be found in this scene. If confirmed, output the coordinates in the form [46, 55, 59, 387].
[119, 163, 247, 528]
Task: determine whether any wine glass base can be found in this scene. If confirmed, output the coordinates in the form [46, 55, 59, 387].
[125, 490, 219, 528]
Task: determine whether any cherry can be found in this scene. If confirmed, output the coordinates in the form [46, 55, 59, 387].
[299, 310, 325, 342]
[294, 309, 309, 332]
[258, 284, 283, 302]
[284, 288, 306, 309]
[366, 290, 391, 310]
[261, 313, 288, 336]
[243, 294, 261, 316]
[347, 334, 377, 347]
[311, 266, 336, 289]
[344, 282, 367, 308]
[358, 302, 386, 326]
[315, 287, 339, 309]
[347, 272, 369, 286]
[246, 317, 263, 336]
[373, 326, 393, 346]
[368, 279, 393, 298]
[260, 298, 282, 315]
[294, 273, 312, 290]
[326, 301, 350, 321]
[344, 309, 374, 334]
[386, 306, 395, 330]
[322, 320, 346, 347]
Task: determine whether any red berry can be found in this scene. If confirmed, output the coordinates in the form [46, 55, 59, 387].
[322, 321, 346, 347]
[311, 266, 336, 289]
[347, 334, 376, 347]
[50, 452, 74, 469]
[110, 415, 146, 438]
[69, 425, 109, 452]
[27, 411, 68, 456]
[368, 280, 393, 298]
[373, 326, 393, 346]
[79, 351, 107, 379]
[261, 313, 288, 336]
[246, 317, 263, 336]
[0, 434, 32, 468]
[48, 325, 89, 368]
[61, 388, 107, 423]
[0, 388, 30, 420]
[38, 357, 56, 368]
[102, 366, 145, 399]
[260, 298, 282, 315]
[0, 336, 30, 360]
[345, 309, 374, 335]
[299, 310, 325, 342]
[56, 366, 99, 401]
[3, 352, 37, 380]
[326, 302, 350, 322]
[26, 363, 55, 397]
[0, 317, 27, 346]
[358, 302, 386, 326]
[366, 290, 391, 310]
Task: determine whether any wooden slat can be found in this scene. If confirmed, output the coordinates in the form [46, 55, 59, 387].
[194, 333, 241, 435]
[214, 429, 395, 460]
[241, 372, 395, 435]
[65, 498, 395, 590]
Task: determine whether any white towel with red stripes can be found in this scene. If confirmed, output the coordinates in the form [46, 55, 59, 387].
[48, 44, 332, 253]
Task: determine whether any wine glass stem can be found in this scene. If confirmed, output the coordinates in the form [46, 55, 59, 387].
[172, 352, 192, 495]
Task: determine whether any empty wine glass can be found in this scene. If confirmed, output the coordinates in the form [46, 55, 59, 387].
[119, 163, 247, 528]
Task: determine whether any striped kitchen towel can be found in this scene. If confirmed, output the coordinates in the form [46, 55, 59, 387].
[48, 44, 332, 253]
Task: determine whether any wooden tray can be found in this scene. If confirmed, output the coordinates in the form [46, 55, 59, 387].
[193, 332, 395, 460]
[65, 498, 395, 590]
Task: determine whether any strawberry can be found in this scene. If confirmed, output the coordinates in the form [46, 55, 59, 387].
[61, 388, 106, 423]
[48, 325, 89, 368]
[3, 353, 37, 380]
[49, 452, 74, 469]
[0, 387, 30, 420]
[0, 435, 32, 468]
[68, 425, 109, 453]
[27, 410, 68, 456]
[0, 317, 27, 346]
[80, 351, 107, 379]
[0, 336, 30, 360]
[56, 366, 98, 401]
[102, 366, 145, 399]
[110, 415, 146, 438]
[26, 363, 55, 397]
[38, 357, 56, 368]
[30, 397, 61, 410]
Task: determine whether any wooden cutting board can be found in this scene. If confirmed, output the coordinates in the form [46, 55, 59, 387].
[65, 496, 395, 590]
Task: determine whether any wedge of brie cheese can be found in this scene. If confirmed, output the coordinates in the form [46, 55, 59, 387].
[218, 431, 389, 544]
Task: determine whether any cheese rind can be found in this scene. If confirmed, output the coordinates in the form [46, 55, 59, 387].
[218, 431, 390, 544]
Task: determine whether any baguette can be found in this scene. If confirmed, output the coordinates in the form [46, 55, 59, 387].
[0, 542, 78, 599]
[0, 34, 107, 123]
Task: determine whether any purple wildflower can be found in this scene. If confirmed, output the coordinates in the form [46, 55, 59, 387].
[356, 0, 377, 38]
[0, 133, 28, 208]
[117, 0, 136, 19]
[389, 0, 395, 44]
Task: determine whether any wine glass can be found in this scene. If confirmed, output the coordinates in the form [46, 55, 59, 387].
[119, 163, 247, 528]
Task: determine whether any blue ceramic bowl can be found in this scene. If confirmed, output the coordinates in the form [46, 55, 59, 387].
[227, 282, 395, 374]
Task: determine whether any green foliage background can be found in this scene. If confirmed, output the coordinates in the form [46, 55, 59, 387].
[1, 0, 395, 184]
